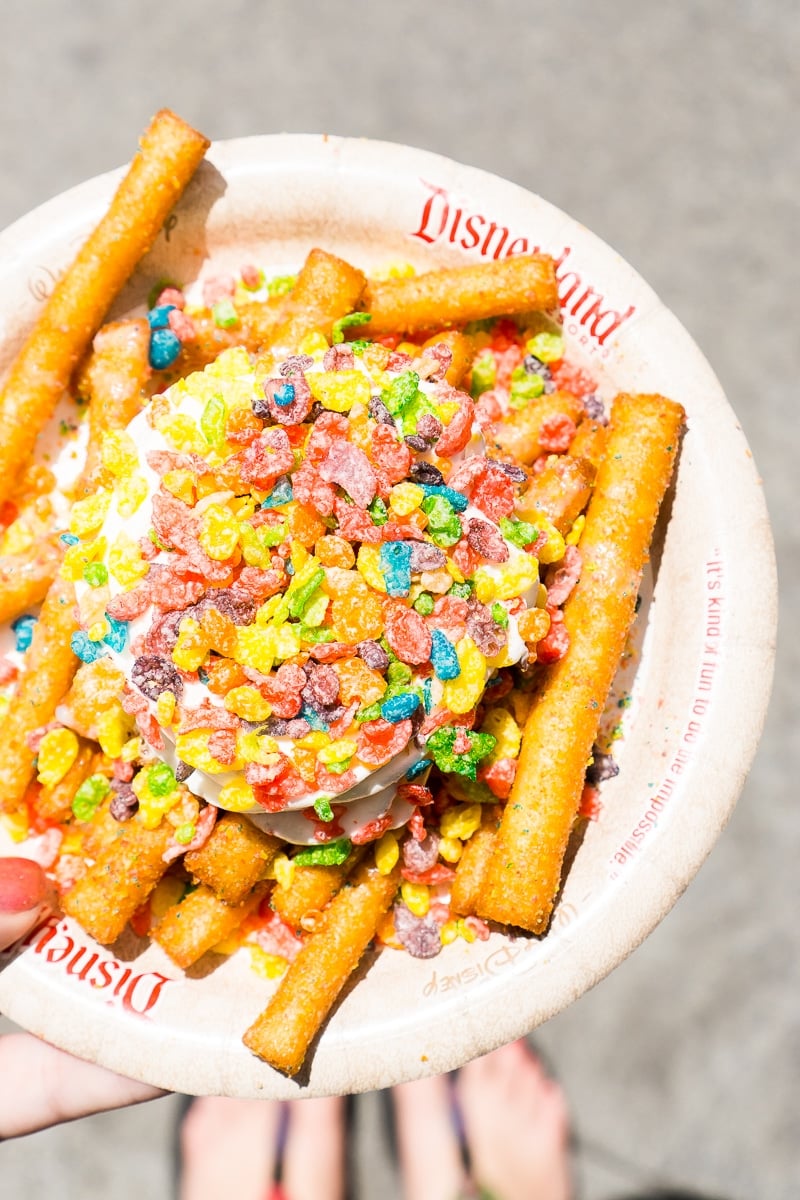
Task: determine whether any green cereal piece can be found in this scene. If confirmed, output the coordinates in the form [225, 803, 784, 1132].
[294, 837, 352, 866]
[447, 581, 473, 600]
[470, 353, 497, 398]
[509, 374, 544, 409]
[526, 331, 564, 363]
[499, 516, 539, 548]
[288, 567, 326, 619]
[299, 625, 335, 644]
[491, 602, 509, 629]
[331, 311, 372, 345]
[421, 495, 462, 547]
[387, 661, 413, 686]
[355, 701, 383, 724]
[381, 371, 420, 417]
[412, 592, 434, 616]
[212, 299, 239, 329]
[175, 822, 197, 845]
[83, 562, 109, 588]
[313, 796, 335, 822]
[426, 727, 497, 781]
[148, 763, 177, 797]
[200, 394, 226, 446]
[368, 497, 388, 526]
[71, 774, 111, 822]
[266, 274, 296, 298]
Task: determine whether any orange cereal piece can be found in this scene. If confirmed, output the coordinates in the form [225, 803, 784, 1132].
[288, 503, 327, 547]
[315, 535, 356, 570]
[333, 657, 387, 706]
[226, 407, 262, 444]
[201, 606, 238, 657]
[330, 582, 384, 642]
[205, 658, 249, 696]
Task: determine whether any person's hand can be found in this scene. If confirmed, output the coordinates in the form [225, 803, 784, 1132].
[0, 857, 165, 1140]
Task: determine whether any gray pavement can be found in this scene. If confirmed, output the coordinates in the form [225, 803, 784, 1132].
[1, 1, 798, 1196]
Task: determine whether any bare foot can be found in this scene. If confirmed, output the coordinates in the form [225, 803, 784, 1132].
[280, 1095, 346, 1200]
[394, 1073, 468, 1200]
[179, 1096, 282, 1200]
[457, 1040, 571, 1200]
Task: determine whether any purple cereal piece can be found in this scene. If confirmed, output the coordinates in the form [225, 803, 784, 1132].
[545, 545, 582, 606]
[404, 434, 430, 451]
[356, 640, 390, 672]
[109, 785, 139, 822]
[402, 832, 440, 873]
[466, 517, 510, 563]
[582, 393, 608, 425]
[145, 609, 185, 656]
[409, 461, 445, 487]
[258, 717, 311, 739]
[393, 903, 442, 959]
[417, 413, 443, 441]
[131, 654, 184, 702]
[585, 748, 620, 786]
[174, 760, 195, 783]
[303, 662, 340, 708]
[465, 600, 508, 658]
[368, 396, 395, 426]
[485, 457, 528, 483]
[198, 589, 257, 626]
[408, 541, 447, 573]
[280, 354, 315, 376]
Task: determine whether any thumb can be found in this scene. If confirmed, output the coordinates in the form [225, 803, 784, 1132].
[0, 858, 48, 950]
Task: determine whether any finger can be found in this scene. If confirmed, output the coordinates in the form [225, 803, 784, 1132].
[0, 1033, 165, 1140]
[0, 858, 48, 949]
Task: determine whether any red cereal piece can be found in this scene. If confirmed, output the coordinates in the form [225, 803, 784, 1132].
[428, 595, 469, 642]
[451, 537, 480, 579]
[202, 275, 236, 306]
[167, 308, 196, 342]
[248, 755, 308, 812]
[303, 804, 346, 842]
[536, 608, 570, 663]
[121, 685, 164, 750]
[147, 450, 209, 478]
[433, 383, 475, 456]
[328, 702, 359, 739]
[318, 438, 377, 507]
[408, 809, 426, 841]
[356, 718, 413, 766]
[292, 461, 337, 517]
[177, 700, 241, 733]
[370, 424, 412, 485]
[234, 567, 287, 601]
[475, 390, 503, 430]
[548, 360, 596, 397]
[238, 428, 296, 491]
[383, 601, 432, 665]
[262, 375, 313, 426]
[446, 456, 486, 496]
[207, 729, 238, 765]
[151, 493, 235, 583]
[257, 663, 306, 719]
[539, 413, 577, 454]
[156, 287, 186, 310]
[333, 498, 383, 543]
[396, 783, 434, 807]
[579, 783, 603, 821]
[478, 756, 518, 800]
[240, 265, 262, 291]
[309, 642, 357, 662]
[351, 813, 393, 845]
[465, 517, 509, 563]
[305, 412, 349, 466]
[314, 761, 358, 794]
[400, 863, 456, 885]
[0, 658, 20, 687]
[470, 466, 515, 522]
[246, 904, 304, 961]
[146, 564, 207, 608]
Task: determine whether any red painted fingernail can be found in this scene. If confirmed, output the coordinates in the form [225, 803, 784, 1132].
[0, 858, 47, 914]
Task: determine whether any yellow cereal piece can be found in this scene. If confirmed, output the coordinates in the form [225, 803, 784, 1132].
[316, 738, 357, 766]
[255, 593, 286, 626]
[480, 708, 522, 764]
[108, 532, 149, 588]
[298, 331, 329, 357]
[199, 503, 240, 561]
[374, 830, 400, 875]
[440, 920, 459, 946]
[1, 810, 30, 842]
[566, 514, 585, 546]
[445, 557, 465, 584]
[120, 736, 142, 763]
[389, 482, 424, 516]
[172, 617, 212, 671]
[438, 836, 463, 863]
[1, 520, 35, 555]
[231, 495, 257, 520]
[175, 730, 243, 775]
[307, 370, 371, 413]
[36, 727, 80, 788]
[237, 732, 279, 765]
[96, 702, 131, 757]
[100, 430, 139, 478]
[356, 544, 386, 593]
[271, 622, 301, 662]
[162, 469, 196, 504]
[360, 343, 391, 372]
[205, 345, 252, 380]
[401, 880, 430, 917]
[69, 490, 112, 536]
[473, 555, 539, 604]
[115, 472, 149, 517]
[440, 803, 483, 841]
[536, 583, 548, 608]
[156, 412, 206, 454]
[88, 619, 110, 642]
[441, 637, 487, 715]
[436, 400, 460, 425]
[397, 341, 420, 358]
[297, 731, 331, 751]
[217, 779, 259, 812]
[131, 772, 183, 829]
[271, 853, 295, 890]
[248, 946, 289, 980]
[290, 540, 309, 573]
[534, 517, 566, 565]
[225, 685, 272, 722]
[150, 875, 187, 921]
[155, 692, 177, 728]
[239, 522, 272, 569]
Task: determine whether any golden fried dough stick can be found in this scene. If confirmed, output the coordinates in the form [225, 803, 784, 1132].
[183, 814, 281, 906]
[72, 318, 151, 497]
[451, 806, 503, 917]
[0, 578, 79, 813]
[0, 540, 63, 624]
[363, 254, 558, 337]
[268, 249, 366, 351]
[0, 109, 209, 506]
[243, 859, 400, 1074]
[153, 882, 268, 970]
[477, 393, 685, 933]
[61, 818, 172, 944]
[270, 848, 365, 931]
[516, 454, 596, 534]
[569, 417, 608, 468]
[487, 390, 584, 467]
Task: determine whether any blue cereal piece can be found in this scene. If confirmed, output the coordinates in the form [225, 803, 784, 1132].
[262, 476, 294, 508]
[422, 676, 433, 713]
[70, 630, 108, 664]
[379, 541, 412, 597]
[273, 382, 296, 407]
[380, 692, 420, 723]
[149, 328, 181, 370]
[420, 484, 469, 512]
[430, 628, 461, 681]
[102, 615, 129, 653]
[59, 532, 79, 547]
[11, 614, 37, 653]
[406, 757, 432, 780]
[147, 304, 176, 330]
[300, 703, 329, 732]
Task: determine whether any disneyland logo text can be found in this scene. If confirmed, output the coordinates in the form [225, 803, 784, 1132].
[410, 180, 635, 346]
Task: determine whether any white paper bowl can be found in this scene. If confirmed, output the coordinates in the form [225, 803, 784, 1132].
[0, 135, 777, 1097]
